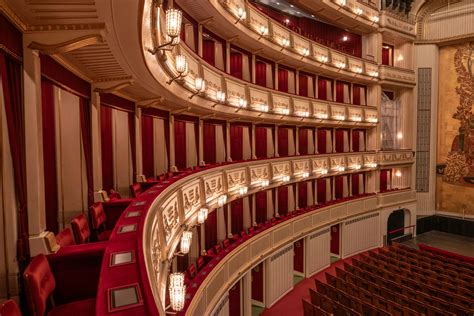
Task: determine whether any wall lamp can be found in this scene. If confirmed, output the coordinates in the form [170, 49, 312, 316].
[301, 47, 310, 59]
[189, 77, 206, 99]
[258, 25, 268, 40]
[235, 7, 246, 24]
[148, 8, 182, 54]
[235, 97, 247, 112]
[212, 90, 226, 108]
[197, 207, 208, 224]
[280, 38, 290, 51]
[167, 55, 188, 84]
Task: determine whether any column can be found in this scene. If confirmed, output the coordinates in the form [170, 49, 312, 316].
[135, 106, 143, 180]
[295, 183, 299, 210]
[199, 119, 204, 165]
[169, 115, 176, 170]
[349, 128, 353, 152]
[91, 91, 103, 193]
[242, 272, 252, 316]
[274, 188, 279, 217]
[275, 125, 279, 157]
[251, 54, 256, 84]
[251, 123, 256, 159]
[225, 42, 231, 73]
[200, 224, 206, 255]
[227, 205, 232, 238]
[251, 194, 256, 226]
[226, 122, 232, 162]
[332, 128, 336, 153]
[295, 126, 300, 155]
[295, 69, 300, 95]
[198, 24, 203, 57]
[332, 177, 336, 200]
[314, 128, 318, 154]
[275, 63, 279, 91]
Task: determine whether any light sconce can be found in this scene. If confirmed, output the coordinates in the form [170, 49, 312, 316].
[282, 175, 290, 182]
[395, 169, 402, 177]
[396, 54, 404, 62]
[397, 132, 403, 140]
[352, 66, 363, 74]
[258, 25, 268, 39]
[197, 207, 208, 224]
[235, 97, 247, 112]
[301, 47, 310, 59]
[353, 7, 363, 15]
[280, 38, 290, 51]
[365, 162, 377, 168]
[189, 77, 206, 99]
[366, 117, 378, 123]
[352, 164, 362, 170]
[239, 186, 248, 196]
[284, 18, 290, 24]
[372, 16, 380, 23]
[180, 231, 192, 254]
[334, 114, 346, 121]
[315, 112, 328, 119]
[338, 0, 347, 6]
[167, 55, 188, 85]
[148, 8, 183, 54]
[351, 115, 362, 122]
[212, 90, 226, 108]
[319, 168, 328, 175]
[235, 7, 246, 24]
[169, 273, 186, 312]
[342, 35, 348, 42]
[335, 165, 345, 172]
[278, 108, 290, 119]
[261, 179, 270, 188]
[335, 61, 346, 69]
[316, 55, 328, 63]
[302, 171, 310, 178]
[369, 70, 379, 77]
[260, 104, 269, 112]
[217, 195, 227, 207]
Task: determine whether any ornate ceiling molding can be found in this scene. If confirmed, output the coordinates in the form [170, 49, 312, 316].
[414, 0, 462, 41]
[28, 34, 104, 55]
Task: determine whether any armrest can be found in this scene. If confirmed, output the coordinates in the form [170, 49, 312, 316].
[102, 199, 133, 228]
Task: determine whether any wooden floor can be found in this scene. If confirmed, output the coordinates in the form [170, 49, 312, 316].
[401, 230, 474, 258]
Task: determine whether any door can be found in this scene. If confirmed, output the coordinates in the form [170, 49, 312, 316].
[330, 224, 340, 256]
[294, 239, 304, 274]
[251, 262, 264, 304]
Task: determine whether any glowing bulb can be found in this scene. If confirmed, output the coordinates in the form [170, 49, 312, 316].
[397, 132, 403, 140]
[194, 77, 205, 92]
[395, 170, 402, 177]
[302, 171, 310, 178]
[165, 9, 182, 38]
[261, 179, 269, 188]
[180, 231, 192, 254]
[197, 208, 208, 224]
[175, 55, 187, 74]
[281, 38, 290, 47]
[169, 273, 186, 312]
[239, 186, 248, 196]
[217, 195, 227, 207]
[238, 98, 247, 108]
[216, 90, 226, 103]
[260, 104, 269, 112]
[372, 16, 379, 23]
[342, 36, 348, 42]
[282, 175, 290, 182]
[354, 7, 363, 15]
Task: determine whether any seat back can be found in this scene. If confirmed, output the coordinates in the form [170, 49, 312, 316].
[196, 256, 205, 269]
[108, 188, 121, 200]
[206, 248, 215, 256]
[23, 254, 56, 316]
[0, 300, 21, 316]
[89, 202, 106, 230]
[130, 183, 142, 198]
[55, 228, 76, 247]
[187, 264, 197, 278]
[223, 239, 231, 248]
[248, 227, 255, 235]
[214, 244, 223, 254]
[71, 213, 91, 244]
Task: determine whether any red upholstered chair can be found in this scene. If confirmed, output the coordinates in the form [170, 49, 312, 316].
[130, 183, 143, 198]
[71, 214, 90, 244]
[240, 230, 248, 238]
[88, 202, 111, 242]
[206, 248, 215, 257]
[0, 300, 21, 316]
[23, 254, 95, 316]
[108, 188, 121, 200]
[214, 244, 223, 254]
[196, 256, 206, 269]
[55, 228, 75, 247]
[223, 239, 231, 248]
[248, 227, 255, 235]
[187, 264, 197, 279]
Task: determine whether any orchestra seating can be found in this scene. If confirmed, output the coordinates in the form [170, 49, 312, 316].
[303, 243, 474, 316]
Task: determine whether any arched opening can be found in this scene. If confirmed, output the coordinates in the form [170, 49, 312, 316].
[387, 209, 410, 244]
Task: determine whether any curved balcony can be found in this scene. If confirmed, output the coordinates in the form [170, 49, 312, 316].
[379, 64, 416, 87]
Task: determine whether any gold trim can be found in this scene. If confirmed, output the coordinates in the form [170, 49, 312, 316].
[28, 34, 104, 55]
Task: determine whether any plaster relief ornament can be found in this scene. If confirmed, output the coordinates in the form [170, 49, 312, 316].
[444, 43, 474, 185]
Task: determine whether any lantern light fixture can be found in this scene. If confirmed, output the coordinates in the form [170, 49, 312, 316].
[319, 168, 328, 175]
[280, 38, 290, 51]
[212, 90, 226, 108]
[354, 7, 363, 15]
[282, 175, 290, 182]
[365, 162, 377, 168]
[366, 117, 378, 123]
[395, 169, 402, 177]
[239, 186, 248, 196]
[302, 171, 310, 178]
[217, 195, 227, 207]
[235, 7, 246, 24]
[301, 47, 310, 58]
[148, 8, 183, 54]
[372, 16, 380, 23]
[189, 77, 206, 99]
[180, 231, 192, 254]
[258, 25, 268, 39]
[316, 54, 328, 63]
[197, 207, 208, 224]
[261, 179, 270, 188]
[167, 55, 188, 84]
[169, 273, 186, 312]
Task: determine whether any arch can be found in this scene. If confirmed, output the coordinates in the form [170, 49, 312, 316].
[387, 208, 412, 243]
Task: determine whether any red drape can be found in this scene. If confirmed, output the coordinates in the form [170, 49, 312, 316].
[380, 170, 389, 192]
[317, 179, 326, 204]
[352, 174, 360, 196]
[317, 129, 327, 154]
[230, 52, 243, 80]
[251, 263, 264, 302]
[141, 115, 154, 177]
[298, 129, 308, 155]
[382, 46, 390, 66]
[203, 122, 216, 164]
[100, 106, 114, 191]
[278, 128, 288, 157]
[255, 127, 267, 158]
[228, 281, 241, 316]
[298, 73, 308, 97]
[298, 182, 307, 208]
[277, 68, 288, 93]
[335, 129, 344, 153]
[335, 81, 345, 103]
[335, 176, 344, 199]
[0, 53, 29, 261]
[231, 199, 244, 233]
[80, 98, 94, 208]
[352, 130, 360, 152]
[205, 210, 217, 250]
[230, 125, 243, 161]
[202, 39, 215, 66]
[128, 112, 136, 180]
[255, 61, 267, 87]
[0, 15, 23, 58]
[41, 80, 58, 233]
[317, 78, 327, 100]
[174, 120, 187, 170]
[255, 191, 267, 223]
[278, 186, 288, 215]
[353, 85, 361, 105]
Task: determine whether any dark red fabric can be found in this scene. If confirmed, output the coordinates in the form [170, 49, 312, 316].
[230, 52, 243, 80]
[277, 68, 288, 93]
[230, 125, 243, 161]
[174, 120, 187, 170]
[80, 98, 94, 207]
[41, 80, 58, 233]
[335, 129, 344, 153]
[278, 186, 288, 215]
[294, 240, 304, 273]
[255, 127, 267, 158]
[298, 73, 308, 97]
[330, 224, 340, 255]
[0, 53, 29, 262]
[251, 262, 264, 302]
[299, 128, 308, 155]
[352, 173, 360, 196]
[203, 122, 216, 164]
[128, 112, 136, 180]
[352, 129, 360, 152]
[317, 77, 327, 100]
[100, 93, 134, 112]
[0, 15, 23, 58]
[205, 210, 217, 250]
[380, 170, 389, 192]
[335, 81, 345, 103]
[335, 176, 344, 199]
[317, 129, 327, 154]
[353, 85, 361, 105]
[255, 191, 267, 223]
[228, 281, 241, 316]
[141, 115, 154, 177]
[255, 61, 267, 87]
[202, 39, 215, 66]
[382, 45, 391, 66]
[100, 105, 114, 191]
[298, 182, 308, 207]
[278, 127, 288, 157]
[317, 179, 326, 203]
[231, 199, 244, 234]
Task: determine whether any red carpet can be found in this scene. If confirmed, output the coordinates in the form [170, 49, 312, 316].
[260, 254, 365, 315]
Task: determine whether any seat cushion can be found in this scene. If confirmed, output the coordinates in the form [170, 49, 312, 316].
[98, 230, 112, 241]
[48, 298, 95, 316]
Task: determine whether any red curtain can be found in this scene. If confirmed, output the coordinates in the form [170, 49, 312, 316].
[335, 129, 344, 153]
[205, 210, 217, 250]
[335, 81, 345, 103]
[202, 39, 215, 66]
[203, 122, 216, 164]
[380, 170, 389, 192]
[0, 15, 23, 58]
[382, 46, 390, 65]
[255, 191, 267, 223]
[353, 85, 361, 105]
[277, 68, 288, 93]
[317, 129, 327, 154]
[298, 73, 308, 97]
[317, 179, 326, 204]
[298, 182, 307, 208]
[335, 176, 343, 199]
[141, 115, 154, 177]
[0, 53, 29, 261]
[251, 263, 264, 302]
[230, 52, 243, 80]
[230, 125, 243, 161]
[255, 127, 267, 158]
[41, 80, 58, 233]
[231, 199, 244, 233]
[317, 78, 327, 100]
[278, 128, 288, 157]
[80, 98, 94, 208]
[278, 186, 288, 215]
[352, 130, 360, 152]
[352, 174, 360, 196]
[299, 129, 308, 155]
[228, 281, 241, 316]
[128, 113, 136, 180]
[100, 106, 114, 191]
[174, 120, 187, 170]
[255, 61, 267, 87]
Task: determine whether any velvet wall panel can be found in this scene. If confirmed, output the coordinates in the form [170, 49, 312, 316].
[203, 122, 216, 164]
[174, 120, 187, 170]
[141, 115, 154, 178]
[100, 105, 114, 191]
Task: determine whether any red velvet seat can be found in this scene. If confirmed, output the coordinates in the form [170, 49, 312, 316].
[206, 248, 215, 256]
[196, 256, 205, 269]
[71, 214, 90, 244]
[130, 183, 142, 198]
[214, 244, 223, 254]
[24, 254, 95, 316]
[55, 228, 75, 247]
[0, 300, 21, 316]
[187, 264, 197, 279]
[223, 239, 231, 248]
[108, 188, 121, 200]
[248, 227, 255, 235]
[89, 202, 111, 241]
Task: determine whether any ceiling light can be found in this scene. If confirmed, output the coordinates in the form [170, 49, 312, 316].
[342, 35, 348, 42]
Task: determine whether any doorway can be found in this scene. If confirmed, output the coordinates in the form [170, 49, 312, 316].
[293, 239, 304, 284]
[330, 223, 341, 262]
[251, 262, 264, 315]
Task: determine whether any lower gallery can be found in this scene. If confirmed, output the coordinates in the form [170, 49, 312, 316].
[0, 0, 473, 315]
